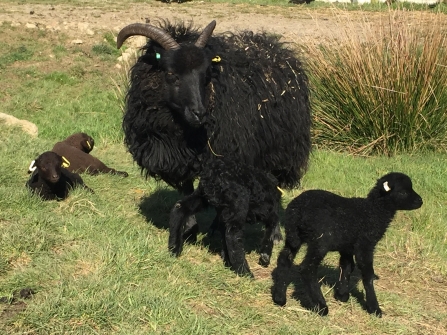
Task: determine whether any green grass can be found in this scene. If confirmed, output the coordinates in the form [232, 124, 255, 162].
[1, 5, 447, 335]
[301, 8, 447, 155]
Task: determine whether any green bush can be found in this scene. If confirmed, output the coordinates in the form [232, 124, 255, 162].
[303, 9, 447, 155]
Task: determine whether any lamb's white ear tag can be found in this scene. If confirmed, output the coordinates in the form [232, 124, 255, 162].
[383, 181, 391, 192]
[28, 160, 36, 173]
[86, 141, 92, 150]
[61, 156, 70, 168]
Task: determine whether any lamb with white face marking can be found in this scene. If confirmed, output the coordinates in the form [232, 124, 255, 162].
[26, 151, 93, 201]
[272, 172, 423, 317]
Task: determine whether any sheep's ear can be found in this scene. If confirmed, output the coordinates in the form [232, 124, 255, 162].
[28, 160, 37, 173]
[61, 156, 70, 168]
[383, 181, 391, 192]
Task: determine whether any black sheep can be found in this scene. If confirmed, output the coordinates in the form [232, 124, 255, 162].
[51, 133, 128, 177]
[272, 172, 423, 316]
[26, 151, 94, 201]
[169, 157, 281, 277]
[117, 20, 311, 239]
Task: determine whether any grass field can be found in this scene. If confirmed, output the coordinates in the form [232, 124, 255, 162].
[1, 3, 447, 334]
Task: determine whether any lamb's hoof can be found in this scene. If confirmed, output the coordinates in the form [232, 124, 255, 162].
[118, 171, 129, 177]
[334, 291, 350, 302]
[258, 253, 270, 267]
[272, 292, 287, 306]
[367, 306, 382, 317]
[315, 304, 329, 316]
[168, 244, 182, 257]
[182, 216, 199, 243]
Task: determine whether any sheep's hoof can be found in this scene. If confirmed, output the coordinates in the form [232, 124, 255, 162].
[258, 253, 270, 267]
[334, 290, 350, 302]
[118, 171, 129, 177]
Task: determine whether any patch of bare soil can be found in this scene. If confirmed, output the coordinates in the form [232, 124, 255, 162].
[0, 288, 35, 323]
[0, 2, 439, 46]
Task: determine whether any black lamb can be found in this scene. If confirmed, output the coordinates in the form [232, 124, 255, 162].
[117, 20, 311, 239]
[26, 151, 94, 201]
[169, 157, 281, 277]
[51, 133, 128, 177]
[272, 172, 423, 317]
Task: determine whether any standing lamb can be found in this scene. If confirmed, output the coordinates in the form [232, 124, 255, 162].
[169, 157, 281, 277]
[117, 20, 311, 239]
[52, 133, 128, 177]
[272, 172, 423, 316]
[26, 151, 94, 201]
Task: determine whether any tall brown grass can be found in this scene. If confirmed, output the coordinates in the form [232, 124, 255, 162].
[301, 9, 447, 155]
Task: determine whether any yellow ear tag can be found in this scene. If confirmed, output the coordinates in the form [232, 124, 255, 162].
[212, 55, 221, 63]
[61, 156, 70, 168]
[86, 141, 92, 150]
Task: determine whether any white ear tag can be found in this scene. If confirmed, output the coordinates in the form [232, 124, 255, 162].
[383, 181, 391, 192]
[28, 160, 37, 172]
[61, 156, 71, 168]
[86, 141, 92, 150]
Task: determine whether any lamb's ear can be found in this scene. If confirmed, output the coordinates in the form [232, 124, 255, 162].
[28, 160, 37, 174]
[61, 156, 70, 168]
[383, 181, 391, 192]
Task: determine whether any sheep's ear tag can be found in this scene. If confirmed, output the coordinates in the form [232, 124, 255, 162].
[277, 186, 285, 196]
[212, 55, 221, 63]
[86, 141, 92, 150]
[155, 53, 161, 60]
[28, 160, 37, 173]
[383, 181, 391, 192]
[61, 156, 70, 168]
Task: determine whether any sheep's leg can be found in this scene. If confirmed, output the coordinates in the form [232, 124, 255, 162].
[355, 249, 382, 317]
[258, 212, 280, 267]
[168, 191, 206, 257]
[334, 252, 355, 302]
[271, 239, 301, 306]
[300, 246, 328, 316]
[220, 204, 252, 277]
[178, 180, 200, 243]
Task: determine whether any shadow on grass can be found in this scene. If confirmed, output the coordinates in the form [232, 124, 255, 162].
[138, 187, 286, 259]
[271, 262, 372, 314]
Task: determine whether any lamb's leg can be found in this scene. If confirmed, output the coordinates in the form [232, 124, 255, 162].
[355, 249, 382, 317]
[178, 180, 199, 243]
[271, 239, 301, 306]
[334, 252, 355, 302]
[220, 203, 252, 277]
[300, 246, 328, 316]
[258, 212, 280, 267]
[168, 191, 206, 257]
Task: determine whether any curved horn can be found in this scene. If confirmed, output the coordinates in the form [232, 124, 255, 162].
[194, 20, 216, 48]
[117, 23, 180, 50]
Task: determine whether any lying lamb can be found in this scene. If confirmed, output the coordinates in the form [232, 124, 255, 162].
[26, 151, 94, 201]
[169, 157, 282, 277]
[51, 133, 128, 177]
[272, 172, 423, 316]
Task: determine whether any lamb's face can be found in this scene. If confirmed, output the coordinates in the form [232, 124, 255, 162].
[380, 173, 423, 210]
[35, 152, 63, 183]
